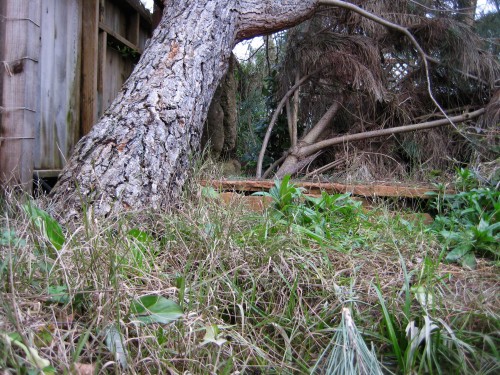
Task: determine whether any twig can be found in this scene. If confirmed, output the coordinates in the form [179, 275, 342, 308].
[262, 153, 288, 179]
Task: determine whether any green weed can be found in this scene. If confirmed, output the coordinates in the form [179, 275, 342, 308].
[428, 169, 499, 268]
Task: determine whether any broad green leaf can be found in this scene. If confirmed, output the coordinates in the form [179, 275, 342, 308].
[23, 204, 65, 251]
[127, 229, 153, 269]
[130, 295, 183, 325]
[486, 221, 500, 232]
[291, 224, 325, 243]
[439, 230, 464, 242]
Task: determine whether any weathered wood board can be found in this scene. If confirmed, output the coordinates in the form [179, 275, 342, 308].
[0, 0, 40, 190]
[29, 0, 151, 177]
[36, 0, 82, 171]
[201, 179, 454, 199]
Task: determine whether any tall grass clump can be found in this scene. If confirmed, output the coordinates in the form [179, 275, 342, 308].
[1, 172, 498, 374]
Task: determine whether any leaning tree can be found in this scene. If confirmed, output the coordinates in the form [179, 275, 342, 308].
[48, 0, 498, 220]
[48, 0, 320, 220]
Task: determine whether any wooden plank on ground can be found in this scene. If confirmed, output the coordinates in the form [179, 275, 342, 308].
[201, 179, 453, 199]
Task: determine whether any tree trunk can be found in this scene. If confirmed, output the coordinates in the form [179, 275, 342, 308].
[48, 0, 318, 220]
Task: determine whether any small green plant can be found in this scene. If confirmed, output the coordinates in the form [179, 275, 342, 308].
[254, 174, 304, 214]
[428, 170, 499, 268]
[129, 295, 183, 325]
[373, 281, 477, 374]
[253, 176, 364, 246]
[23, 202, 65, 251]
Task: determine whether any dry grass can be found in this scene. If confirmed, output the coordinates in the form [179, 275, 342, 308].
[1, 177, 499, 374]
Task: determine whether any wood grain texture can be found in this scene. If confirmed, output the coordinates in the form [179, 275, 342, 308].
[0, 0, 40, 190]
[36, 0, 82, 170]
[81, 0, 99, 135]
[200, 179, 454, 199]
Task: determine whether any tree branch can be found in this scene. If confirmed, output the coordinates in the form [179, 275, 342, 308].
[292, 71, 300, 147]
[297, 108, 486, 158]
[256, 70, 319, 178]
[301, 100, 342, 144]
[262, 153, 288, 179]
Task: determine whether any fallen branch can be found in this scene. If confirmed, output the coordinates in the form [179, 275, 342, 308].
[275, 100, 342, 178]
[297, 108, 486, 158]
[262, 153, 288, 179]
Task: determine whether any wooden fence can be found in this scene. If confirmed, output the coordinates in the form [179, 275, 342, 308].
[0, 0, 152, 190]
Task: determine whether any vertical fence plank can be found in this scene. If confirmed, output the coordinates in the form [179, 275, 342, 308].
[0, 0, 41, 192]
[97, 30, 107, 118]
[36, 0, 82, 172]
[81, 0, 99, 135]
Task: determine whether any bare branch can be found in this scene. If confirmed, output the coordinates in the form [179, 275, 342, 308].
[256, 70, 320, 178]
[262, 153, 288, 179]
[297, 108, 486, 158]
[301, 100, 342, 144]
[292, 71, 300, 147]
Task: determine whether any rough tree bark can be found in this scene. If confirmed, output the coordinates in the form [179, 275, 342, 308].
[48, 0, 318, 220]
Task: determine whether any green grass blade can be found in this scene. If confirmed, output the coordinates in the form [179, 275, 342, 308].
[373, 283, 404, 371]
